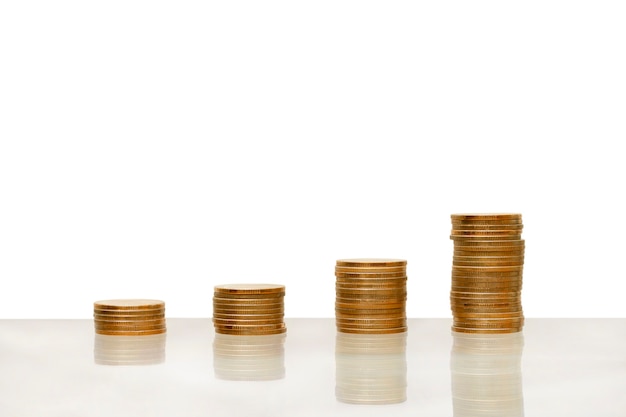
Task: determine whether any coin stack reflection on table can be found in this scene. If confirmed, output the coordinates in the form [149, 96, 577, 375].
[450, 332, 525, 417]
[335, 332, 407, 404]
[213, 333, 286, 381]
[93, 299, 167, 336]
[450, 214, 525, 334]
[212, 284, 286, 335]
[335, 259, 407, 334]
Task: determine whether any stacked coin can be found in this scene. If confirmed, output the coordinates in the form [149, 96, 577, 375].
[93, 299, 166, 336]
[336, 332, 407, 404]
[450, 213, 525, 334]
[213, 284, 286, 335]
[213, 333, 286, 380]
[335, 259, 407, 334]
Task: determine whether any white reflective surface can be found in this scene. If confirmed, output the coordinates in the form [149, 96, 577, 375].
[0, 319, 624, 416]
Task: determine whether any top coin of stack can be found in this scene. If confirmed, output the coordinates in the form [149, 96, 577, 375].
[450, 213, 525, 334]
[93, 299, 166, 336]
[335, 259, 408, 334]
[213, 284, 286, 335]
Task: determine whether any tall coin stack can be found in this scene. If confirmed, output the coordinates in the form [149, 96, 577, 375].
[212, 284, 286, 335]
[93, 299, 167, 336]
[335, 259, 408, 334]
[450, 213, 525, 334]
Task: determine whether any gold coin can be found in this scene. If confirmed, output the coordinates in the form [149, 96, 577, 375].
[213, 307, 285, 315]
[336, 287, 407, 294]
[451, 326, 522, 334]
[94, 318, 166, 325]
[335, 302, 406, 311]
[215, 327, 287, 336]
[452, 311, 523, 318]
[451, 231, 523, 238]
[212, 312, 284, 319]
[451, 282, 523, 290]
[335, 266, 406, 274]
[213, 292, 285, 300]
[451, 235, 522, 242]
[336, 276, 407, 283]
[93, 308, 165, 316]
[214, 322, 285, 330]
[214, 284, 285, 294]
[94, 299, 165, 310]
[451, 213, 522, 221]
[95, 328, 167, 336]
[453, 265, 523, 272]
[453, 254, 524, 261]
[337, 327, 407, 335]
[336, 318, 407, 326]
[453, 319, 524, 328]
[336, 283, 407, 290]
[212, 318, 284, 326]
[95, 324, 167, 331]
[453, 239, 525, 247]
[336, 259, 407, 267]
[93, 313, 165, 321]
[335, 271, 408, 279]
[453, 250, 525, 258]
[336, 307, 405, 315]
[453, 261, 524, 268]
[213, 298, 285, 308]
[452, 223, 523, 230]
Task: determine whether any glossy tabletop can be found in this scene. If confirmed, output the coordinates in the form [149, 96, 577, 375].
[1, 318, 624, 416]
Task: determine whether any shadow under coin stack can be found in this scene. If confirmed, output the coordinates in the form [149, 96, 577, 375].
[335, 259, 407, 334]
[93, 299, 167, 336]
[450, 213, 525, 334]
[213, 284, 286, 335]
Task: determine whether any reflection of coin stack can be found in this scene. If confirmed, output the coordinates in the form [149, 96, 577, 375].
[451, 331, 525, 417]
[213, 284, 286, 335]
[335, 259, 407, 334]
[213, 333, 286, 381]
[93, 299, 166, 336]
[94, 333, 166, 365]
[335, 332, 407, 404]
[450, 214, 525, 334]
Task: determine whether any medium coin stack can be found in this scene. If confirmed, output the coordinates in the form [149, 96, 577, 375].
[93, 299, 166, 336]
[213, 284, 286, 335]
[335, 259, 407, 334]
[450, 213, 525, 334]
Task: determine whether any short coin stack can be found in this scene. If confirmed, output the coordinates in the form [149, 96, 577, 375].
[93, 299, 166, 336]
[335, 259, 407, 334]
[450, 213, 525, 334]
[213, 284, 286, 335]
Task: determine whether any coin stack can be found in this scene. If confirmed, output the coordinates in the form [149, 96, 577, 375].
[93, 299, 166, 336]
[212, 284, 286, 335]
[450, 213, 525, 334]
[335, 259, 407, 334]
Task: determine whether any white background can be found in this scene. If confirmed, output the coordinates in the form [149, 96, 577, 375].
[1, 1, 624, 319]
